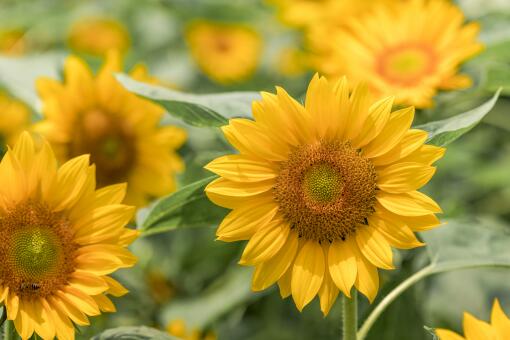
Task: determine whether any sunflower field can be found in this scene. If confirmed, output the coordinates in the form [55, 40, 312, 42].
[0, 0, 510, 339]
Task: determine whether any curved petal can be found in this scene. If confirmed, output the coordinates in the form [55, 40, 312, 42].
[205, 177, 274, 199]
[377, 162, 436, 193]
[356, 226, 394, 270]
[318, 245, 340, 316]
[342, 82, 371, 141]
[353, 246, 379, 303]
[371, 129, 428, 166]
[328, 237, 358, 297]
[278, 266, 293, 299]
[377, 191, 442, 216]
[205, 154, 277, 182]
[352, 96, 394, 148]
[369, 211, 424, 249]
[399, 144, 446, 165]
[252, 231, 299, 291]
[239, 219, 290, 265]
[291, 240, 325, 311]
[399, 213, 442, 231]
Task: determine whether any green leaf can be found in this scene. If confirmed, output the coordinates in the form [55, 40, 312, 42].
[92, 326, 179, 340]
[137, 176, 228, 236]
[0, 53, 65, 110]
[116, 74, 259, 127]
[415, 89, 501, 147]
[160, 266, 259, 330]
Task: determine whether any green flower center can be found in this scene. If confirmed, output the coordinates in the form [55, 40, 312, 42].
[302, 163, 343, 203]
[10, 227, 61, 279]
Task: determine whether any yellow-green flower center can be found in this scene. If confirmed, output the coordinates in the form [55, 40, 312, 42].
[274, 141, 377, 243]
[0, 201, 77, 298]
[302, 163, 343, 203]
[10, 227, 61, 279]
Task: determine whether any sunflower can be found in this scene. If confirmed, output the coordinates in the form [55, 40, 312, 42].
[310, 0, 483, 108]
[185, 21, 262, 84]
[205, 74, 444, 314]
[0, 131, 138, 340]
[436, 299, 510, 339]
[68, 17, 130, 57]
[35, 52, 186, 207]
[0, 28, 27, 56]
[0, 91, 31, 150]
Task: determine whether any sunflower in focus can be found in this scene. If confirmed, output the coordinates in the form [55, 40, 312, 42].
[0, 132, 138, 339]
[311, 0, 483, 108]
[185, 21, 262, 84]
[0, 28, 27, 56]
[0, 91, 31, 150]
[35, 52, 186, 207]
[205, 74, 444, 314]
[436, 299, 510, 339]
[167, 319, 217, 340]
[68, 17, 130, 57]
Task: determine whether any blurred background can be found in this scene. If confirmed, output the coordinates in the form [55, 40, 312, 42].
[1, 0, 510, 339]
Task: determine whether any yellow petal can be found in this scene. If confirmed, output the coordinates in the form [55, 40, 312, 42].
[356, 226, 394, 270]
[252, 231, 299, 291]
[32, 299, 56, 340]
[13, 299, 35, 340]
[275, 86, 313, 144]
[491, 299, 510, 338]
[353, 247, 379, 303]
[369, 212, 424, 249]
[371, 129, 428, 166]
[399, 213, 442, 231]
[352, 96, 394, 148]
[58, 287, 100, 316]
[363, 106, 415, 159]
[94, 183, 127, 206]
[328, 237, 358, 297]
[377, 162, 436, 193]
[104, 277, 129, 297]
[69, 271, 109, 295]
[343, 82, 371, 141]
[400, 144, 446, 165]
[239, 219, 290, 265]
[205, 177, 274, 199]
[6, 291, 20, 320]
[216, 200, 278, 241]
[93, 294, 116, 313]
[318, 245, 340, 316]
[463, 312, 497, 340]
[205, 154, 277, 182]
[291, 240, 325, 311]
[48, 295, 89, 326]
[278, 266, 293, 298]
[377, 191, 442, 216]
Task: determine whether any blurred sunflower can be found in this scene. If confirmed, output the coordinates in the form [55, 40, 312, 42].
[205, 74, 444, 314]
[0, 132, 137, 339]
[68, 17, 130, 57]
[167, 319, 216, 340]
[0, 28, 27, 56]
[185, 21, 262, 84]
[0, 91, 31, 150]
[436, 299, 510, 339]
[311, 0, 483, 108]
[35, 52, 186, 207]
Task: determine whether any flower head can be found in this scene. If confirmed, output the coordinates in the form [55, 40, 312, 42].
[185, 21, 262, 84]
[310, 0, 483, 108]
[205, 74, 444, 314]
[68, 17, 130, 57]
[436, 299, 510, 339]
[35, 52, 186, 207]
[0, 132, 138, 340]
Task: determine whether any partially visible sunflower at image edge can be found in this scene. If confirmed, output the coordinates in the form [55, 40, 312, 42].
[205, 74, 444, 314]
[436, 299, 510, 339]
[310, 0, 483, 108]
[0, 132, 138, 339]
[35, 51, 186, 208]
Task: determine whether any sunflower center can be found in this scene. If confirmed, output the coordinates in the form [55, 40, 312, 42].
[302, 163, 343, 203]
[69, 108, 136, 187]
[0, 201, 77, 298]
[274, 141, 377, 243]
[377, 44, 436, 86]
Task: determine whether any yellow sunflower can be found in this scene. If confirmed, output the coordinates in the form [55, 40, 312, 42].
[0, 131, 138, 340]
[68, 17, 130, 57]
[185, 21, 262, 84]
[0, 91, 31, 148]
[0, 28, 27, 56]
[436, 299, 510, 340]
[35, 52, 186, 208]
[311, 0, 483, 108]
[205, 74, 444, 314]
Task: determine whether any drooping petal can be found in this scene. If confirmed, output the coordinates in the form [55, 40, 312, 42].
[356, 226, 394, 270]
[328, 237, 358, 297]
[377, 191, 442, 216]
[377, 162, 436, 193]
[239, 219, 290, 265]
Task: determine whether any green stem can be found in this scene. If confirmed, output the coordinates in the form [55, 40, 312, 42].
[3, 319, 14, 340]
[343, 290, 358, 340]
[357, 261, 510, 340]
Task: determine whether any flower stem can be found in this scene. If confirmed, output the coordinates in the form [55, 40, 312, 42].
[343, 291, 357, 340]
